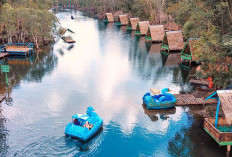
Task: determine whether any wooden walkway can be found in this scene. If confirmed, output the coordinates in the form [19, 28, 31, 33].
[189, 79, 209, 86]
[0, 53, 9, 59]
[174, 94, 217, 106]
[0, 94, 6, 103]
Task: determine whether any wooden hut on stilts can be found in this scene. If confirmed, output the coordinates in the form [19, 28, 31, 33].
[103, 13, 114, 23]
[180, 38, 198, 64]
[145, 25, 165, 43]
[116, 15, 129, 26]
[161, 31, 184, 53]
[59, 27, 75, 43]
[204, 90, 232, 155]
[135, 21, 150, 36]
[126, 18, 140, 31]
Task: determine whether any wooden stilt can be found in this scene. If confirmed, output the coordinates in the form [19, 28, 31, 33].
[227, 145, 231, 152]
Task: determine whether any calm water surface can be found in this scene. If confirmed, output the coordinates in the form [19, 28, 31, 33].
[0, 11, 229, 157]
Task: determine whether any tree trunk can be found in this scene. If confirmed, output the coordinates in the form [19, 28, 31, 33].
[227, 0, 232, 22]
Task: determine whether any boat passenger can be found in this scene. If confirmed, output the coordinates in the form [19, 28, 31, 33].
[83, 121, 93, 130]
[73, 118, 81, 126]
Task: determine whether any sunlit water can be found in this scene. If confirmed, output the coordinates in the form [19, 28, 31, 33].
[0, 10, 229, 157]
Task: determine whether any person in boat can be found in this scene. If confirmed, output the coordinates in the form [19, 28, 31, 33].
[73, 118, 93, 130]
[73, 118, 81, 126]
[83, 121, 93, 130]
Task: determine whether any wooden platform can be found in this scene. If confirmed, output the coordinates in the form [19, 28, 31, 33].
[189, 79, 209, 86]
[6, 47, 33, 55]
[174, 94, 217, 106]
[0, 53, 8, 59]
[0, 94, 6, 103]
[61, 36, 76, 43]
[204, 117, 232, 146]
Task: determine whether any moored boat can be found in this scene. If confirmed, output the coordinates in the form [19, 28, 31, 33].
[143, 88, 177, 110]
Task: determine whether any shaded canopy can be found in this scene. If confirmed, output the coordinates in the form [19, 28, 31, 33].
[217, 90, 232, 125]
[166, 31, 184, 50]
[106, 13, 114, 22]
[128, 18, 140, 30]
[118, 15, 128, 25]
[136, 21, 150, 35]
[59, 28, 75, 35]
[147, 25, 165, 42]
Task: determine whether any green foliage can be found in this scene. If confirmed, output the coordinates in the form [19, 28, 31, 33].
[0, 0, 57, 48]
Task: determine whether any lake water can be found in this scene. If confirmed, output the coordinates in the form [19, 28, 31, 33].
[0, 10, 229, 157]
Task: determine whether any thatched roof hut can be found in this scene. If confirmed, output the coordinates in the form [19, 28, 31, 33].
[181, 38, 198, 62]
[145, 25, 165, 42]
[204, 90, 232, 152]
[161, 31, 184, 51]
[58, 27, 75, 44]
[59, 28, 74, 36]
[104, 13, 114, 23]
[127, 18, 140, 31]
[135, 21, 150, 36]
[117, 15, 128, 26]
[217, 90, 232, 125]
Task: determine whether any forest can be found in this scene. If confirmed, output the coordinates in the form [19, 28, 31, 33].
[0, 0, 57, 49]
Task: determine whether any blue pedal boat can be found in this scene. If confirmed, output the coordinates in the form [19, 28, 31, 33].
[65, 107, 103, 141]
[143, 88, 177, 110]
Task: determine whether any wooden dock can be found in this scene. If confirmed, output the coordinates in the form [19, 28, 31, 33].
[0, 53, 9, 59]
[0, 94, 6, 103]
[174, 94, 217, 106]
[189, 79, 209, 86]
[6, 47, 33, 56]
[61, 36, 76, 43]
[0, 43, 34, 56]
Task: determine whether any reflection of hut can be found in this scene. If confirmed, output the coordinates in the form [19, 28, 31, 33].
[165, 53, 181, 67]
[204, 90, 232, 153]
[116, 15, 128, 26]
[145, 25, 165, 43]
[142, 103, 176, 121]
[103, 13, 114, 23]
[181, 38, 198, 64]
[135, 21, 150, 36]
[148, 43, 162, 53]
[161, 31, 184, 52]
[126, 18, 140, 31]
[59, 27, 75, 43]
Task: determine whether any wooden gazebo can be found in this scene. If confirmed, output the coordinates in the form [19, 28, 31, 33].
[204, 90, 232, 153]
[145, 25, 165, 43]
[103, 13, 114, 23]
[59, 27, 75, 44]
[161, 31, 184, 52]
[135, 21, 150, 36]
[180, 38, 198, 64]
[126, 18, 140, 31]
[116, 15, 128, 26]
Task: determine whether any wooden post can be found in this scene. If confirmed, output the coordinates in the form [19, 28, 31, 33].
[215, 98, 220, 127]
[228, 145, 231, 152]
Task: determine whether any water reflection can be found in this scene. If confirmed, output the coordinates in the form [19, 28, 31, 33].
[142, 103, 176, 121]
